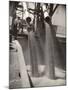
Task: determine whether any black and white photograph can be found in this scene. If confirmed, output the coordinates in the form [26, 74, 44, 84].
[9, 0, 66, 89]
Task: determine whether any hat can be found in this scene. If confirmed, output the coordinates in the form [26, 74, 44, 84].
[26, 17, 31, 23]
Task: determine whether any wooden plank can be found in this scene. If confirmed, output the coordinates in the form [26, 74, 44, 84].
[13, 40, 30, 87]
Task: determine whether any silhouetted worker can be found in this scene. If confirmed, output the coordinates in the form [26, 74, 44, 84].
[26, 17, 39, 77]
[26, 17, 34, 32]
[13, 17, 21, 40]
